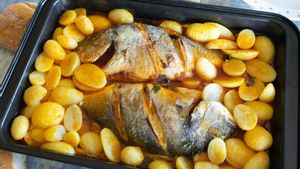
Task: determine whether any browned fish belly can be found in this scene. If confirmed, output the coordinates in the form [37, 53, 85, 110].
[80, 83, 236, 155]
[76, 23, 224, 82]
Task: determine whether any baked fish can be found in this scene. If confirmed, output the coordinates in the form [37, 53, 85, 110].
[76, 23, 223, 82]
[80, 83, 236, 155]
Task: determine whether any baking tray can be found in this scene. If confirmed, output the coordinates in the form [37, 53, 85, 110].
[0, 0, 298, 168]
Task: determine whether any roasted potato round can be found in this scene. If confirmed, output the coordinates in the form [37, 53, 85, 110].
[243, 151, 270, 169]
[148, 159, 172, 169]
[237, 29, 255, 49]
[244, 126, 273, 151]
[176, 156, 193, 169]
[120, 146, 144, 166]
[233, 104, 258, 131]
[195, 57, 217, 81]
[253, 36, 275, 63]
[207, 137, 226, 164]
[246, 59, 277, 82]
[11, 115, 29, 140]
[108, 9, 134, 24]
[186, 23, 220, 42]
[222, 59, 246, 76]
[225, 138, 255, 168]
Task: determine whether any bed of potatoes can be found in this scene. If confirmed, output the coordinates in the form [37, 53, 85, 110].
[10, 7, 276, 169]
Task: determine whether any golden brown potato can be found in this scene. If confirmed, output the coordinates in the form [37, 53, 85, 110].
[243, 151, 270, 169]
[222, 49, 259, 60]
[195, 57, 217, 81]
[259, 83, 276, 102]
[41, 142, 75, 155]
[213, 76, 245, 88]
[120, 146, 144, 166]
[233, 104, 258, 131]
[246, 59, 276, 82]
[236, 29, 255, 49]
[160, 20, 182, 34]
[186, 23, 220, 42]
[223, 90, 243, 112]
[244, 126, 273, 151]
[11, 115, 29, 140]
[206, 39, 237, 50]
[59, 10, 77, 26]
[238, 78, 265, 101]
[225, 138, 255, 168]
[108, 9, 134, 24]
[244, 101, 273, 121]
[206, 22, 234, 40]
[253, 36, 275, 63]
[222, 59, 246, 76]
[207, 137, 226, 164]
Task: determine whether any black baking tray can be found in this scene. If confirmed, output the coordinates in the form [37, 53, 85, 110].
[0, 0, 298, 168]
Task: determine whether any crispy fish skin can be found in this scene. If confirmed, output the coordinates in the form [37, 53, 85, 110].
[80, 83, 236, 155]
[76, 23, 223, 81]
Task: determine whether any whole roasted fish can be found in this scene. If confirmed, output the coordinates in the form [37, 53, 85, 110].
[80, 83, 236, 155]
[76, 23, 224, 81]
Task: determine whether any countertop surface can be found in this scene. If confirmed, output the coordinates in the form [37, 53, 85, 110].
[0, 0, 299, 169]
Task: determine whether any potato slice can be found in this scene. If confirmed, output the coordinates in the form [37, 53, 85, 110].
[246, 59, 276, 82]
[202, 83, 224, 101]
[88, 15, 112, 32]
[74, 8, 86, 16]
[101, 128, 121, 163]
[108, 9, 134, 24]
[186, 23, 220, 42]
[80, 131, 102, 156]
[45, 65, 61, 90]
[233, 104, 257, 131]
[206, 39, 237, 50]
[58, 79, 75, 88]
[51, 87, 83, 106]
[21, 106, 37, 119]
[11, 115, 29, 140]
[75, 15, 94, 35]
[23, 85, 47, 106]
[121, 146, 144, 166]
[64, 104, 82, 131]
[29, 71, 47, 85]
[243, 151, 270, 169]
[57, 35, 78, 50]
[74, 64, 107, 89]
[29, 128, 45, 144]
[206, 22, 235, 40]
[244, 101, 273, 121]
[41, 142, 75, 155]
[159, 20, 182, 34]
[236, 29, 255, 49]
[253, 36, 275, 63]
[63, 131, 80, 147]
[207, 137, 226, 164]
[259, 83, 276, 102]
[60, 52, 81, 77]
[72, 76, 101, 92]
[59, 10, 77, 26]
[43, 40, 66, 60]
[175, 156, 193, 169]
[35, 52, 54, 73]
[52, 27, 63, 41]
[238, 77, 265, 101]
[194, 161, 219, 169]
[244, 126, 273, 151]
[193, 152, 209, 163]
[31, 102, 64, 129]
[44, 124, 66, 142]
[148, 160, 172, 169]
[225, 138, 255, 168]
[222, 49, 259, 60]
[222, 59, 246, 76]
[63, 24, 86, 42]
[195, 57, 217, 81]
[213, 76, 244, 88]
[223, 90, 243, 112]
